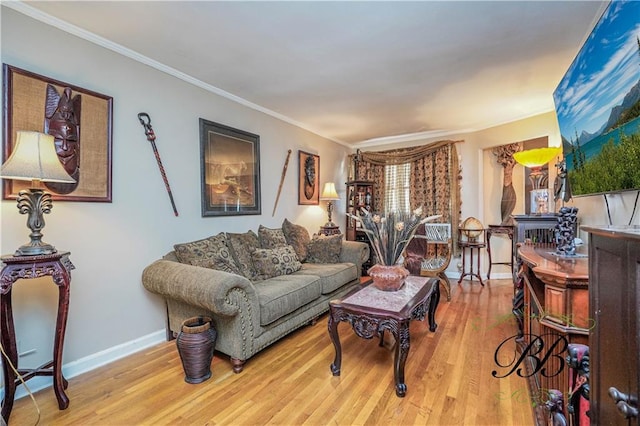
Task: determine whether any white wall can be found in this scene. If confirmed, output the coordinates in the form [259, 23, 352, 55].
[0, 7, 350, 388]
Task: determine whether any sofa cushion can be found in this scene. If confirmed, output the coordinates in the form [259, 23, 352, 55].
[254, 274, 322, 325]
[251, 246, 302, 279]
[258, 225, 288, 249]
[307, 234, 343, 263]
[226, 231, 261, 281]
[173, 234, 242, 275]
[282, 219, 311, 262]
[296, 262, 358, 294]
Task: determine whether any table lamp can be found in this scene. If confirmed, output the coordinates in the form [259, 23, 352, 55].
[513, 147, 561, 214]
[320, 182, 340, 227]
[0, 131, 76, 256]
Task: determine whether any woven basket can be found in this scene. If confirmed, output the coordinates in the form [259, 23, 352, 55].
[176, 316, 217, 384]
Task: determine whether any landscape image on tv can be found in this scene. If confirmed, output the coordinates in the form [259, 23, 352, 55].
[553, 0, 640, 197]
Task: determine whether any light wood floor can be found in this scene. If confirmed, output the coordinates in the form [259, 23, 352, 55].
[9, 278, 534, 425]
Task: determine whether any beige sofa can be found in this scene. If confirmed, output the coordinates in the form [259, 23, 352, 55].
[142, 222, 369, 373]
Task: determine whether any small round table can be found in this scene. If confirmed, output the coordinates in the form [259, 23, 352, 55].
[458, 237, 486, 286]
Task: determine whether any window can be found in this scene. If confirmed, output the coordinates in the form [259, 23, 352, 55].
[384, 163, 411, 213]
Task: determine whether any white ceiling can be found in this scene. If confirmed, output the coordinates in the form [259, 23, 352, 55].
[11, 1, 607, 146]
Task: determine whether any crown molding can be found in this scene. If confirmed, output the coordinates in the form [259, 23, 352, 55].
[353, 107, 555, 149]
[3, 1, 352, 147]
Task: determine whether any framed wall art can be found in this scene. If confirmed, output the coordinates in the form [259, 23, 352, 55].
[2, 64, 113, 202]
[298, 150, 319, 205]
[200, 119, 261, 216]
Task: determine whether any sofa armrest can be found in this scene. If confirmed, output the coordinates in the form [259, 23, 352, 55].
[340, 240, 370, 275]
[142, 259, 256, 317]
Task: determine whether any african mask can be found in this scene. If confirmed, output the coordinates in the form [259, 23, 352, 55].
[44, 85, 81, 194]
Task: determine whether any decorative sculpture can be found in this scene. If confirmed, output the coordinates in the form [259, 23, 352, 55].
[304, 155, 316, 200]
[44, 85, 81, 194]
[492, 143, 522, 225]
[555, 207, 579, 256]
[554, 159, 572, 205]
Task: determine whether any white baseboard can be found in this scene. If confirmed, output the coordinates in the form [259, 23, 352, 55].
[445, 271, 513, 280]
[1, 329, 166, 401]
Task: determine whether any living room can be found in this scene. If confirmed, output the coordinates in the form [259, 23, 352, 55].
[2, 1, 639, 425]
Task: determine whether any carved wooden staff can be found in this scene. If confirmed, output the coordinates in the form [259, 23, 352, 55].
[137, 113, 179, 216]
[272, 149, 292, 216]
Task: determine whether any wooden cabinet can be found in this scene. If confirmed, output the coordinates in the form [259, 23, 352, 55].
[345, 181, 374, 274]
[512, 214, 559, 244]
[583, 226, 639, 425]
[345, 180, 374, 240]
[517, 244, 590, 425]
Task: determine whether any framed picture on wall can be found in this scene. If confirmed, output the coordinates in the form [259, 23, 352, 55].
[2, 64, 113, 202]
[298, 150, 319, 205]
[199, 118, 261, 216]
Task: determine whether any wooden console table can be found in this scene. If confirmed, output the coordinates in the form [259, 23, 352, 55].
[0, 252, 74, 423]
[516, 244, 589, 425]
[486, 224, 514, 280]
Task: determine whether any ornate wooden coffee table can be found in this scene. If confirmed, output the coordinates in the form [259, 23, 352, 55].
[328, 276, 440, 397]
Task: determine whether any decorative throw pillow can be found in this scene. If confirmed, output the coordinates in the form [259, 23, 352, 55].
[226, 231, 261, 281]
[251, 245, 302, 279]
[258, 225, 287, 249]
[306, 234, 343, 264]
[282, 218, 311, 262]
[174, 233, 242, 275]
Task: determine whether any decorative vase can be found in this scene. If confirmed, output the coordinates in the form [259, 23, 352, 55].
[176, 316, 217, 384]
[368, 264, 410, 291]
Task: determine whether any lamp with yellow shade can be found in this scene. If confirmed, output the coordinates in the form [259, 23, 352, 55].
[513, 146, 561, 214]
[320, 182, 340, 228]
[0, 131, 76, 256]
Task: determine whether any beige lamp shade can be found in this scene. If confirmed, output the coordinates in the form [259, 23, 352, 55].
[320, 182, 339, 200]
[513, 147, 562, 168]
[0, 131, 76, 183]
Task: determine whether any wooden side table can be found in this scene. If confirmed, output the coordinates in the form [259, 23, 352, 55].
[486, 224, 515, 280]
[458, 235, 486, 286]
[0, 251, 74, 423]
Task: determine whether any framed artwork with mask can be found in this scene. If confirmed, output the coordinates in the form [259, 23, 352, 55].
[2, 64, 113, 202]
[298, 150, 319, 205]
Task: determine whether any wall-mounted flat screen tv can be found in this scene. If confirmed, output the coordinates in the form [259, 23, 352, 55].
[553, 0, 640, 197]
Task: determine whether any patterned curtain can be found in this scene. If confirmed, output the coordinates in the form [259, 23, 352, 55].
[410, 144, 461, 254]
[352, 140, 462, 254]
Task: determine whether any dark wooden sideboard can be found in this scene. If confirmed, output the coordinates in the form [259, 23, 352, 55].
[583, 226, 639, 425]
[513, 214, 559, 244]
[517, 243, 590, 424]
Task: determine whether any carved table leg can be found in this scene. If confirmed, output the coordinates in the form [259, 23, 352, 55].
[428, 283, 440, 332]
[53, 279, 70, 409]
[487, 229, 494, 279]
[1, 290, 17, 423]
[328, 307, 342, 376]
[394, 320, 410, 397]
